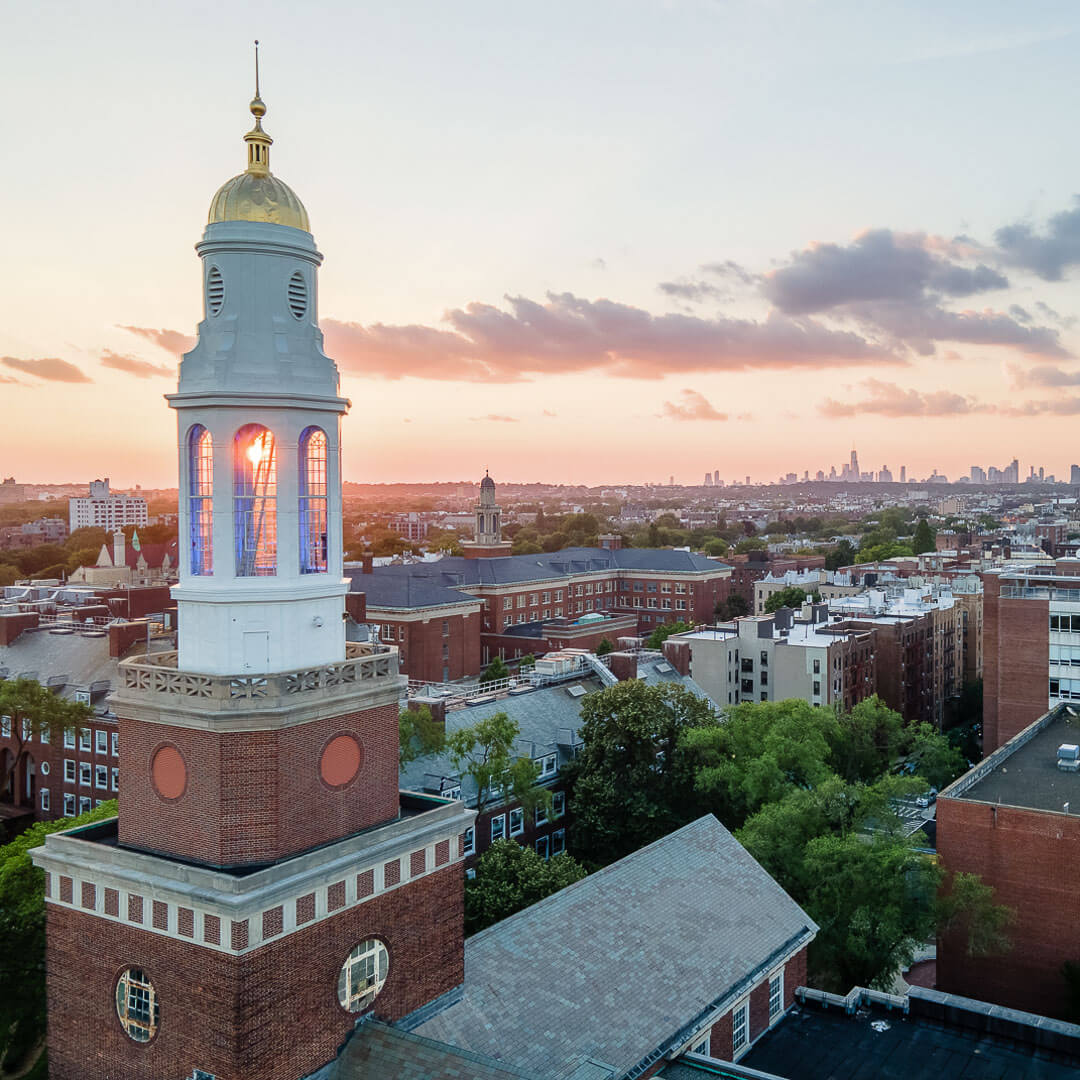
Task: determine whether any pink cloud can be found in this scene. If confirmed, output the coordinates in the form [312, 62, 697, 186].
[819, 379, 991, 417]
[661, 389, 728, 421]
[118, 326, 196, 357]
[100, 350, 172, 379]
[2, 356, 91, 383]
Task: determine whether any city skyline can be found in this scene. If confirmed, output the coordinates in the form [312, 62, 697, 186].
[6, 2, 1080, 486]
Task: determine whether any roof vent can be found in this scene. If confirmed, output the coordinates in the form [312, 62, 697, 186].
[206, 266, 224, 316]
[566, 684, 587, 698]
[1058, 743, 1080, 772]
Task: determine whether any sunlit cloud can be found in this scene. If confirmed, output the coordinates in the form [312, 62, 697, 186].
[995, 197, 1080, 281]
[1008, 364, 1080, 388]
[2, 356, 91, 383]
[661, 389, 728, 421]
[819, 379, 991, 418]
[100, 350, 172, 379]
[470, 414, 519, 422]
[118, 326, 196, 356]
[323, 292, 898, 383]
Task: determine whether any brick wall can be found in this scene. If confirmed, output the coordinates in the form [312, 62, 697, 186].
[937, 795, 1080, 1019]
[982, 574, 1049, 752]
[44, 863, 464, 1080]
[117, 701, 400, 867]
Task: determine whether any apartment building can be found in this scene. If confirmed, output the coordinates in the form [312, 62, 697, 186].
[666, 607, 876, 711]
[68, 478, 148, 531]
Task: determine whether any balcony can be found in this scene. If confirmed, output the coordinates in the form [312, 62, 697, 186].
[116, 642, 401, 710]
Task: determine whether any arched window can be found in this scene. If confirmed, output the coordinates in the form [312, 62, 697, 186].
[234, 424, 277, 576]
[188, 425, 213, 575]
[299, 427, 328, 574]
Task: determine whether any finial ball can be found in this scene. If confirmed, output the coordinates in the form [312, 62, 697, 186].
[250, 96, 267, 118]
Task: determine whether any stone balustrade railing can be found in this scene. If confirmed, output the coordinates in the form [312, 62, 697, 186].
[118, 642, 399, 705]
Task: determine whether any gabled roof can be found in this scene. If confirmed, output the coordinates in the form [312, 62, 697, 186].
[332, 1019, 540, 1079]
[350, 547, 729, 611]
[410, 816, 818, 1079]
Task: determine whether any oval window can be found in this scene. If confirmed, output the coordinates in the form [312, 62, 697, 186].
[287, 270, 307, 320]
[116, 967, 160, 1043]
[207, 266, 225, 317]
[337, 939, 389, 1013]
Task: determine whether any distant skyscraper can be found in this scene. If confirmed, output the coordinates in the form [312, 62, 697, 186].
[900, 465, 906, 483]
[850, 448, 860, 480]
[971, 466, 986, 484]
[879, 465, 893, 483]
[714, 469, 719, 485]
[1071, 465, 1080, 485]
[703, 472, 713, 486]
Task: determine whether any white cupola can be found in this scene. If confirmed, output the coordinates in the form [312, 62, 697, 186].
[167, 53, 350, 676]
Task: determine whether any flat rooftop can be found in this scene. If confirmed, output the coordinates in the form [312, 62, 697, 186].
[662, 998, 1080, 1080]
[948, 704, 1080, 814]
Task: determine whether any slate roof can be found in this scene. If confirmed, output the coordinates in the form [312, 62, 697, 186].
[400, 678, 601, 801]
[332, 1019, 540, 1079]
[410, 816, 818, 1079]
[351, 547, 729, 611]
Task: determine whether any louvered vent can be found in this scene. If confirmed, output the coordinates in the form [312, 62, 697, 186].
[287, 271, 307, 320]
[206, 267, 224, 316]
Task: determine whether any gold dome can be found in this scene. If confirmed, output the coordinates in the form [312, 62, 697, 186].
[208, 172, 310, 231]
[207, 44, 310, 232]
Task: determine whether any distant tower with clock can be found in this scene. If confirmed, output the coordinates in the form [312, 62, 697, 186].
[461, 471, 512, 558]
[33, 55, 472, 1080]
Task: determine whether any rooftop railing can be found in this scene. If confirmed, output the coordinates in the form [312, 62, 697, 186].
[118, 641, 399, 703]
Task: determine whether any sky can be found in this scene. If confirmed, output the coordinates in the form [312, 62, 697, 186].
[5, 0, 1080, 487]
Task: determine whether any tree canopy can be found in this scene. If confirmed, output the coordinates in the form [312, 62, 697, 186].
[398, 705, 446, 768]
[464, 839, 587, 935]
[763, 586, 821, 614]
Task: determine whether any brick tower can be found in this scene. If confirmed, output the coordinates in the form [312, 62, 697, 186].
[33, 60, 471, 1080]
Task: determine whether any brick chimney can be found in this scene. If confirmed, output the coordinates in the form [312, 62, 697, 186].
[361, 550, 374, 574]
[607, 651, 638, 682]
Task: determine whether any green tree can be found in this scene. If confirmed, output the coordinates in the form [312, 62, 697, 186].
[567, 681, 717, 864]
[936, 871, 1014, 960]
[645, 620, 692, 650]
[464, 840, 587, 935]
[824, 539, 856, 570]
[763, 586, 821, 614]
[447, 712, 549, 817]
[803, 833, 940, 991]
[398, 705, 446, 768]
[827, 697, 904, 784]
[0, 800, 117, 1073]
[703, 537, 729, 557]
[0, 680, 91, 801]
[0, 565, 19, 588]
[594, 638, 613, 656]
[517, 653, 536, 670]
[899, 723, 966, 790]
[912, 518, 936, 555]
[855, 541, 914, 564]
[715, 594, 749, 620]
[733, 537, 767, 554]
[479, 656, 510, 684]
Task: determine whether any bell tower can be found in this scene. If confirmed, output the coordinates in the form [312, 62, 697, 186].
[33, 53, 471, 1080]
[461, 471, 512, 559]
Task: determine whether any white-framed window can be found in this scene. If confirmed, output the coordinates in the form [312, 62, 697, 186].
[661, 583, 671, 593]
[78, 728, 91, 752]
[64, 729, 75, 750]
[64, 759, 76, 783]
[0, 715, 10, 738]
[503, 597, 513, 610]
[95, 729, 108, 755]
[509, 807, 524, 836]
[40, 761, 50, 777]
[554, 606, 563, 617]
[535, 804, 548, 827]
[79, 796, 92, 815]
[21, 718, 32, 741]
[542, 591, 550, 603]
[536, 834, 550, 858]
[336, 939, 390, 1014]
[555, 590, 563, 601]
[111, 767, 120, 792]
[676, 583, 686, 594]
[40, 788, 50, 812]
[517, 595, 526, 608]
[79, 762, 92, 787]
[552, 828, 565, 855]
[690, 1032, 711, 1056]
[39, 725, 49, 745]
[96, 764, 108, 789]
[732, 999, 749, 1055]
[112, 732, 119, 757]
[462, 827, 475, 855]
[585, 583, 593, 594]
[542, 609, 550, 620]
[769, 970, 784, 1022]
[539, 754, 557, 778]
[552, 791, 565, 817]
[676, 599, 687, 610]
[465, 867, 476, 880]
[529, 593, 538, 606]
[490, 815, 506, 842]
[63, 793, 75, 817]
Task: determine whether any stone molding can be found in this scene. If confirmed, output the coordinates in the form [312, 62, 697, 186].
[33, 797, 473, 957]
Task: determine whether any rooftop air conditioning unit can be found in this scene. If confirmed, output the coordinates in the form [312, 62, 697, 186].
[1057, 744, 1080, 772]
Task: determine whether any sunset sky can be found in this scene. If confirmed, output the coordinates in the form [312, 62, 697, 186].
[5, 1, 1080, 487]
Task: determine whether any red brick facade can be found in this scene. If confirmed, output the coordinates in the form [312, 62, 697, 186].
[982, 573, 1050, 752]
[937, 794, 1080, 1019]
[118, 702, 400, 867]
[44, 864, 465, 1080]
[370, 608, 484, 685]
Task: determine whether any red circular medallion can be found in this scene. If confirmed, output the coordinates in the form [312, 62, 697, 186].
[150, 745, 187, 801]
[320, 734, 363, 788]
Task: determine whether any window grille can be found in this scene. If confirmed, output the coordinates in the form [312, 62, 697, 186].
[234, 425, 277, 576]
[337, 939, 389, 1013]
[188, 425, 214, 575]
[116, 968, 159, 1042]
[298, 427, 328, 573]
